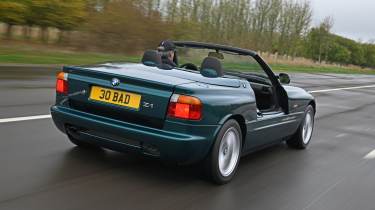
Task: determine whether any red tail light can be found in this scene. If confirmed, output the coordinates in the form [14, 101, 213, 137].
[167, 94, 202, 120]
[56, 72, 68, 94]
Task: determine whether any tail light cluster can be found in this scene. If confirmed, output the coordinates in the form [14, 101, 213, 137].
[56, 72, 68, 94]
[167, 94, 202, 120]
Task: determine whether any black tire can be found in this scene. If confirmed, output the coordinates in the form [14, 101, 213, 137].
[67, 134, 102, 150]
[286, 105, 315, 149]
[206, 119, 242, 185]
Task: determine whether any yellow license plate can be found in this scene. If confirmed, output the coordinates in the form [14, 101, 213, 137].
[89, 86, 142, 109]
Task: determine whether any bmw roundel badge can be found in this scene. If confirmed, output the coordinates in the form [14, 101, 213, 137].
[111, 78, 120, 87]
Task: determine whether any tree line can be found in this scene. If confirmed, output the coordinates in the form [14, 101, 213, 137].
[0, 0, 87, 42]
[306, 18, 375, 68]
[0, 0, 374, 69]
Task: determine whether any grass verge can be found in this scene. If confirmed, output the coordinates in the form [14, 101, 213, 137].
[0, 44, 139, 65]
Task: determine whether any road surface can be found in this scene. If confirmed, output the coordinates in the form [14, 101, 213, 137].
[0, 66, 375, 210]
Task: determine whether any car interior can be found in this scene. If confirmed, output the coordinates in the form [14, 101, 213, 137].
[232, 72, 278, 112]
[141, 50, 279, 113]
[197, 52, 279, 113]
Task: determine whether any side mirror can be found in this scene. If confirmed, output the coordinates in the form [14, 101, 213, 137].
[278, 73, 290, 85]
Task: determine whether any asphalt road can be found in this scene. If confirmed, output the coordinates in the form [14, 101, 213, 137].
[1, 66, 375, 210]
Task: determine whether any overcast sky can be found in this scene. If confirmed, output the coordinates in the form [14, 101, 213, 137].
[311, 0, 375, 42]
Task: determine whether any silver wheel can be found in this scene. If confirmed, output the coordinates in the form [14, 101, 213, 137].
[302, 110, 314, 144]
[218, 127, 241, 177]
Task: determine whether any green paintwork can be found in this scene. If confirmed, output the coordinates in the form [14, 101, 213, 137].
[51, 61, 315, 164]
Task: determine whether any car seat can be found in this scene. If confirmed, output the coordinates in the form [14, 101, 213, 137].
[142, 50, 162, 67]
[200, 56, 224, 78]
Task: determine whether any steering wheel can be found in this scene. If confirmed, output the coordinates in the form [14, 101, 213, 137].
[180, 63, 199, 71]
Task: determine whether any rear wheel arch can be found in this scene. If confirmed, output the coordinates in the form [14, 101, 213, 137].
[215, 114, 247, 151]
[228, 115, 247, 146]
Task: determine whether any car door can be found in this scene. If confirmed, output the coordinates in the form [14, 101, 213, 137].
[244, 54, 299, 150]
[246, 110, 300, 149]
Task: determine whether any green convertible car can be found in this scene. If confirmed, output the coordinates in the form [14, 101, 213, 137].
[51, 41, 316, 184]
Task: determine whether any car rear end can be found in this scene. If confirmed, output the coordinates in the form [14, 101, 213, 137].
[51, 64, 221, 163]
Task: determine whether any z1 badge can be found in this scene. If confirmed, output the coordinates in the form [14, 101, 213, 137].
[143, 102, 154, 109]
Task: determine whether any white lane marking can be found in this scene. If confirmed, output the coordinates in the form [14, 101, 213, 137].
[335, 133, 348, 138]
[364, 149, 375, 160]
[0, 115, 51, 124]
[309, 84, 375, 93]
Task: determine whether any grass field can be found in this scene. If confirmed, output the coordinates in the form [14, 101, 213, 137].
[0, 46, 139, 65]
[0, 44, 374, 75]
[269, 63, 374, 74]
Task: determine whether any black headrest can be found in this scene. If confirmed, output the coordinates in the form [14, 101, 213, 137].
[142, 50, 162, 67]
[200, 57, 223, 78]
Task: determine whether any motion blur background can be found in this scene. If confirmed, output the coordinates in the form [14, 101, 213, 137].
[0, 0, 374, 72]
[1, 2, 375, 209]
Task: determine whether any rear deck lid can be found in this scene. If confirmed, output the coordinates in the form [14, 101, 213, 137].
[83, 63, 241, 88]
[64, 64, 195, 128]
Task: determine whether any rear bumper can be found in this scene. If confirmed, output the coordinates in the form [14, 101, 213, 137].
[51, 106, 220, 164]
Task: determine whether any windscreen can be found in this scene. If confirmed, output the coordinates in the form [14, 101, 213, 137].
[176, 47, 268, 79]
